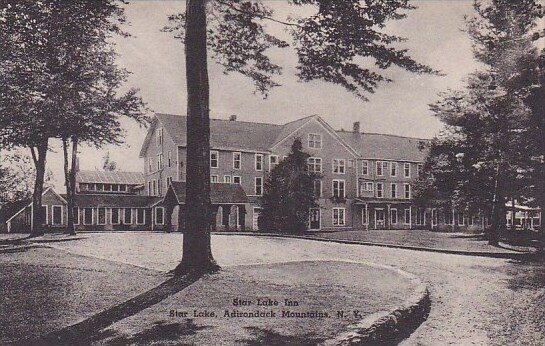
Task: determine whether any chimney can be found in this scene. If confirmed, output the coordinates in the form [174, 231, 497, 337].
[229, 114, 237, 121]
[353, 121, 360, 134]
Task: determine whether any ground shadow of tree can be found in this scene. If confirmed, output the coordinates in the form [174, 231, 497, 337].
[91, 319, 210, 345]
[236, 327, 326, 346]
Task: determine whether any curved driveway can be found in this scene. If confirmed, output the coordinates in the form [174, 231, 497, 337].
[48, 233, 545, 345]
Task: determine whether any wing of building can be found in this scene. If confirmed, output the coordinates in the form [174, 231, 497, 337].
[4, 113, 541, 233]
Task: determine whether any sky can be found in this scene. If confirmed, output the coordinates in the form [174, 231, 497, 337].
[23, 0, 481, 189]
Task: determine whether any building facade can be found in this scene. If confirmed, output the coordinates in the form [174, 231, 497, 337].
[139, 113, 453, 231]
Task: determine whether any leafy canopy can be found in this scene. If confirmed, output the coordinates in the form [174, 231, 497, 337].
[165, 0, 436, 100]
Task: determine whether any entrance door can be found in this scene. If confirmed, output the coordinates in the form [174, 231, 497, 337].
[309, 208, 320, 230]
[375, 209, 385, 229]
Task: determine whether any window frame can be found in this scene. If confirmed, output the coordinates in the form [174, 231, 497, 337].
[391, 183, 397, 199]
[390, 162, 398, 177]
[332, 179, 346, 198]
[308, 133, 322, 149]
[376, 182, 384, 198]
[313, 179, 322, 198]
[210, 150, 219, 168]
[224, 175, 232, 183]
[123, 208, 132, 225]
[255, 154, 263, 171]
[390, 208, 398, 225]
[333, 208, 346, 226]
[233, 176, 241, 185]
[168, 151, 172, 168]
[404, 209, 411, 225]
[233, 152, 241, 170]
[404, 183, 411, 199]
[307, 157, 323, 173]
[269, 155, 278, 171]
[111, 208, 121, 225]
[361, 160, 369, 175]
[332, 159, 346, 174]
[255, 177, 264, 195]
[73, 207, 80, 225]
[136, 208, 146, 225]
[404, 163, 411, 178]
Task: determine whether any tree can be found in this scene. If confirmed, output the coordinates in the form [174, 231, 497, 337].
[260, 139, 320, 233]
[416, 0, 544, 245]
[0, 153, 36, 205]
[0, 1, 147, 235]
[102, 152, 118, 172]
[165, 0, 435, 275]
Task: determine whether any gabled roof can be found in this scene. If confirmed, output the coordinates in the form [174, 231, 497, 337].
[141, 114, 283, 156]
[76, 170, 144, 185]
[337, 131, 428, 162]
[165, 181, 248, 205]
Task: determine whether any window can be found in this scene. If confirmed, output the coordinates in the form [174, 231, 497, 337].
[211, 175, 218, 183]
[157, 178, 162, 196]
[390, 162, 397, 177]
[97, 207, 106, 225]
[233, 152, 241, 170]
[376, 161, 388, 176]
[96, 183, 104, 192]
[313, 180, 322, 198]
[152, 180, 157, 196]
[361, 160, 369, 175]
[332, 179, 346, 198]
[157, 154, 163, 170]
[445, 209, 454, 225]
[468, 214, 476, 226]
[83, 208, 93, 225]
[457, 211, 465, 226]
[376, 182, 384, 198]
[73, 207, 80, 225]
[52, 206, 63, 226]
[120, 184, 127, 192]
[360, 182, 373, 195]
[168, 151, 172, 168]
[255, 177, 263, 195]
[404, 183, 411, 199]
[166, 176, 173, 187]
[333, 208, 346, 226]
[148, 181, 152, 195]
[148, 158, 153, 173]
[269, 155, 278, 171]
[332, 159, 346, 174]
[416, 209, 426, 225]
[233, 176, 241, 184]
[391, 183, 397, 199]
[112, 184, 119, 192]
[155, 207, 165, 225]
[136, 209, 145, 225]
[210, 150, 219, 168]
[255, 154, 263, 171]
[391, 209, 398, 224]
[404, 163, 411, 178]
[307, 157, 322, 173]
[417, 164, 423, 177]
[156, 127, 163, 146]
[224, 175, 232, 183]
[111, 208, 121, 225]
[124, 208, 132, 225]
[308, 133, 322, 149]
[404, 209, 411, 225]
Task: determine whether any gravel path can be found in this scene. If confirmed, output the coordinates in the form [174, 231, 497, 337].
[47, 233, 545, 345]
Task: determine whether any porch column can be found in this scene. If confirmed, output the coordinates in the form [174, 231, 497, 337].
[364, 204, 368, 230]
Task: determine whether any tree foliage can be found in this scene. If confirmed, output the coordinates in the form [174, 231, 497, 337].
[416, 0, 544, 244]
[165, 0, 436, 100]
[259, 139, 320, 233]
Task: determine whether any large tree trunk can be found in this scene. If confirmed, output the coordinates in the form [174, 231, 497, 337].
[30, 139, 49, 237]
[174, 0, 219, 275]
[63, 137, 78, 235]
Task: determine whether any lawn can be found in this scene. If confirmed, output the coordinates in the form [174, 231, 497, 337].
[91, 260, 416, 345]
[0, 246, 164, 344]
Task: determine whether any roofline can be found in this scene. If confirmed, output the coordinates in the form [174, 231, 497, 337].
[177, 145, 270, 155]
[139, 117, 158, 158]
[315, 117, 360, 158]
[358, 157, 425, 163]
[337, 130, 431, 142]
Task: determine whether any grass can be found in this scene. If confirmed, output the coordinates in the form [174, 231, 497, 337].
[93, 260, 416, 345]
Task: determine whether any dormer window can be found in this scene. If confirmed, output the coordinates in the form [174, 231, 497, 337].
[308, 134, 322, 149]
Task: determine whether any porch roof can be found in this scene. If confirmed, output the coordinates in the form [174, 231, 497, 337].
[164, 181, 248, 206]
[354, 198, 414, 205]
